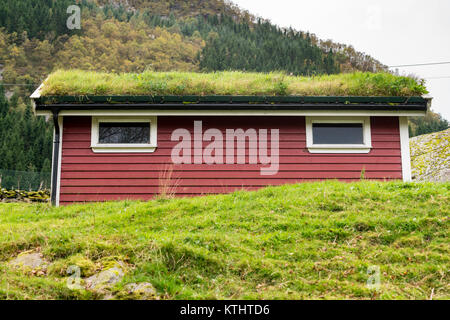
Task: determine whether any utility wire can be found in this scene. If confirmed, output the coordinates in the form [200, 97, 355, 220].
[424, 76, 450, 80]
[389, 61, 450, 68]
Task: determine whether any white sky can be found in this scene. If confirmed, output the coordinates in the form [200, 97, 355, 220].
[233, 0, 450, 120]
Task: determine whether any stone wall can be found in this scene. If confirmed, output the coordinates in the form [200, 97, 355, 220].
[0, 188, 50, 202]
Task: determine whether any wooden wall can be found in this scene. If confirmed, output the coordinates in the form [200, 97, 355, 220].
[59, 116, 402, 204]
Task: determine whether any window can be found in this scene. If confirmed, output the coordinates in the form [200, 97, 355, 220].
[91, 117, 157, 153]
[312, 123, 364, 145]
[99, 122, 150, 144]
[306, 117, 371, 153]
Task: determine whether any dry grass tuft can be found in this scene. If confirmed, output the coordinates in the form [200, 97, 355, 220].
[158, 165, 180, 199]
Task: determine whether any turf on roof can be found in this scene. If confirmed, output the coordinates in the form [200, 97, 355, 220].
[39, 70, 428, 97]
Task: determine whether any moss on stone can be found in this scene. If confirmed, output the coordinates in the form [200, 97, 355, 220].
[48, 254, 98, 278]
[410, 129, 450, 182]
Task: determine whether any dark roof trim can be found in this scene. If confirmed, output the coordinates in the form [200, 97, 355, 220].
[35, 95, 428, 105]
[33, 95, 429, 112]
[35, 103, 427, 112]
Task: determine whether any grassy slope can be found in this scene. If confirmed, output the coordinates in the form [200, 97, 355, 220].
[40, 70, 427, 97]
[0, 181, 448, 300]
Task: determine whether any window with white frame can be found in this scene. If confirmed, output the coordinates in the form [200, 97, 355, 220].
[91, 117, 157, 153]
[305, 117, 372, 153]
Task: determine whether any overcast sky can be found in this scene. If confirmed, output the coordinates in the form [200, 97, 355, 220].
[233, 0, 450, 120]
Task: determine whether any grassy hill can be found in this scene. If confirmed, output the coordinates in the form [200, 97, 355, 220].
[0, 181, 448, 300]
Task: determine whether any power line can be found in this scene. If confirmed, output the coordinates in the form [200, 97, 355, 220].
[424, 76, 450, 80]
[389, 61, 450, 68]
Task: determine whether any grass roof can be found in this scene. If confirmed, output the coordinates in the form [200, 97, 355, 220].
[39, 70, 428, 97]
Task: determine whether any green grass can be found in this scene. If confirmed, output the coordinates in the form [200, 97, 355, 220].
[0, 181, 448, 300]
[39, 70, 428, 97]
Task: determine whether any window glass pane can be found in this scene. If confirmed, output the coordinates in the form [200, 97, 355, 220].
[99, 122, 150, 144]
[312, 123, 364, 144]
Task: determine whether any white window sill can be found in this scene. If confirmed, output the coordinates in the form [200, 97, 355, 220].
[91, 145, 157, 153]
[307, 146, 372, 154]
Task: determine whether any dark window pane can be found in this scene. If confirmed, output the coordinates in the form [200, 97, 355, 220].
[312, 123, 364, 144]
[99, 122, 150, 144]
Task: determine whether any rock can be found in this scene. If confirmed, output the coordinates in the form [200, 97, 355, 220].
[124, 282, 157, 300]
[85, 261, 126, 291]
[410, 129, 450, 182]
[9, 251, 49, 274]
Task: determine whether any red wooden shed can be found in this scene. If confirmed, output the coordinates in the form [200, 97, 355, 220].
[31, 77, 430, 206]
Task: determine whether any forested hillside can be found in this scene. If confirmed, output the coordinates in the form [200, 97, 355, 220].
[0, 0, 447, 188]
[0, 0, 387, 87]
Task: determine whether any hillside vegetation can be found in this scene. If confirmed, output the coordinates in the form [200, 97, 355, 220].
[0, 0, 386, 88]
[40, 70, 427, 97]
[0, 181, 448, 300]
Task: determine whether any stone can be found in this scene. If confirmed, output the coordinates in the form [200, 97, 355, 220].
[85, 261, 126, 291]
[410, 129, 450, 182]
[9, 251, 48, 273]
[124, 282, 157, 300]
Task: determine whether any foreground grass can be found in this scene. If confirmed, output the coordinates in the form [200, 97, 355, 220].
[40, 70, 427, 97]
[0, 181, 448, 300]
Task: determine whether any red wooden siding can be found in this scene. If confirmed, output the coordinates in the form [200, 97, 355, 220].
[59, 116, 402, 204]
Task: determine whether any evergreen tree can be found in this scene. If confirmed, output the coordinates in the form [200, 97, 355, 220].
[0, 83, 52, 189]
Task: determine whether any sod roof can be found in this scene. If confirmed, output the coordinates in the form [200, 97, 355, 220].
[38, 70, 428, 98]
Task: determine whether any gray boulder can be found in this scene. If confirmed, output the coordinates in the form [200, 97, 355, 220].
[9, 251, 48, 273]
[124, 282, 157, 300]
[85, 261, 126, 291]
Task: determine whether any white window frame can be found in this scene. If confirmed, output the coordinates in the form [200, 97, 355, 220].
[306, 116, 372, 154]
[91, 116, 157, 153]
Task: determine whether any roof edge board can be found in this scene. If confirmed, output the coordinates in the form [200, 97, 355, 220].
[33, 95, 429, 106]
